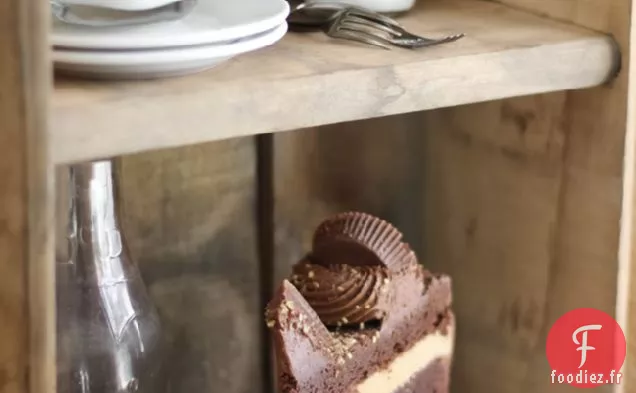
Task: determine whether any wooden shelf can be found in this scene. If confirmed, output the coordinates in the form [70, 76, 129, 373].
[51, 0, 618, 164]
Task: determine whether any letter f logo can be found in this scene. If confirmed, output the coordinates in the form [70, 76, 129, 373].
[573, 324, 602, 368]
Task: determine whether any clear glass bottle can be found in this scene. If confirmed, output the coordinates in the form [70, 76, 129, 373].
[56, 160, 164, 393]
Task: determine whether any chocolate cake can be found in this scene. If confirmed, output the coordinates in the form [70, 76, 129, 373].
[265, 212, 454, 393]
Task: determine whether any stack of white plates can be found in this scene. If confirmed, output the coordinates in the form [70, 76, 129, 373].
[52, 0, 290, 79]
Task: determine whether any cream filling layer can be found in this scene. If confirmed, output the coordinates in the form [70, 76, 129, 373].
[356, 327, 455, 393]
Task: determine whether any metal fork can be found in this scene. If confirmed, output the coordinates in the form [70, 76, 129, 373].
[327, 7, 464, 49]
[50, 0, 197, 27]
[289, 2, 464, 50]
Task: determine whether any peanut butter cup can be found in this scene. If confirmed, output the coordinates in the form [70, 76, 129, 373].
[312, 212, 417, 272]
[266, 212, 455, 393]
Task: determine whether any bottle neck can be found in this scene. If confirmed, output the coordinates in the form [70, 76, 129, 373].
[67, 160, 124, 266]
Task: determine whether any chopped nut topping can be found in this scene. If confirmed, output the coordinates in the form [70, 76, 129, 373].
[359, 322, 365, 330]
[341, 317, 348, 324]
[337, 357, 345, 365]
[346, 352, 353, 359]
[266, 320, 276, 328]
[308, 271, 315, 279]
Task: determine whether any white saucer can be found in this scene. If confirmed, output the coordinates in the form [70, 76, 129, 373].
[52, 0, 290, 49]
[60, 0, 178, 11]
[54, 22, 288, 80]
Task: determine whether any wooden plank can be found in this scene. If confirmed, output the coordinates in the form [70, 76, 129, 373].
[115, 141, 262, 393]
[419, 1, 630, 392]
[0, 1, 53, 393]
[481, 2, 631, 392]
[489, 0, 626, 32]
[617, 0, 636, 391]
[51, 0, 618, 164]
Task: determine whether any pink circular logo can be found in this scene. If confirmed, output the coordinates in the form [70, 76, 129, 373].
[546, 308, 626, 388]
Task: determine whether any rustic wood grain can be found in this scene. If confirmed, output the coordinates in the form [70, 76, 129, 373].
[115, 141, 262, 393]
[50, 0, 617, 164]
[0, 1, 53, 393]
[617, 0, 636, 391]
[482, 1, 631, 392]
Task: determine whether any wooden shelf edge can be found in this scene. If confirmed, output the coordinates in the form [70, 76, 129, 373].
[52, 0, 619, 163]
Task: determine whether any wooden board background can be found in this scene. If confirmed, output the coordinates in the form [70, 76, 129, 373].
[114, 140, 263, 393]
[620, 0, 636, 389]
[0, 1, 53, 393]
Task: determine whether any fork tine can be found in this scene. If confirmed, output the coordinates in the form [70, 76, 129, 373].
[391, 36, 463, 49]
[327, 14, 393, 49]
[329, 28, 393, 49]
[343, 7, 405, 29]
[323, 6, 464, 50]
[403, 33, 465, 48]
[343, 14, 401, 36]
[342, 7, 463, 45]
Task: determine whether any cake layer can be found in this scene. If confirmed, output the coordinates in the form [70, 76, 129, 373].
[357, 325, 454, 393]
[393, 357, 451, 393]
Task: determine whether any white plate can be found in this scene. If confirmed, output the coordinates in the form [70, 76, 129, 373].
[60, 0, 178, 11]
[53, 22, 287, 80]
[52, 0, 290, 49]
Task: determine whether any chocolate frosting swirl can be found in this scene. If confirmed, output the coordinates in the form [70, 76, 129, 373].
[290, 261, 391, 327]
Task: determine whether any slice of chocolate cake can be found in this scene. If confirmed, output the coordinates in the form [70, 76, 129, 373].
[265, 212, 454, 393]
